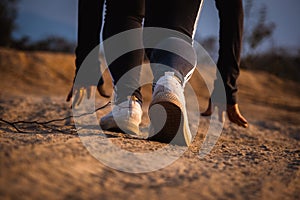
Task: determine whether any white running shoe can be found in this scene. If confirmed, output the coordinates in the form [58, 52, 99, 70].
[148, 72, 192, 146]
[100, 96, 142, 136]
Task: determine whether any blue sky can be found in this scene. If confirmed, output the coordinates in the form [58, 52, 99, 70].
[13, 0, 300, 51]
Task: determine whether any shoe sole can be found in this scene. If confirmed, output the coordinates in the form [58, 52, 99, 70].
[100, 118, 140, 136]
[148, 92, 191, 146]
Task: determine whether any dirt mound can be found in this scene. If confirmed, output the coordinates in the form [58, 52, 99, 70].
[0, 48, 75, 96]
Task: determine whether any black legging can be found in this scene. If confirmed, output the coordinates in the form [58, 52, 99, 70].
[214, 0, 243, 105]
[75, 0, 105, 85]
[103, 0, 202, 103]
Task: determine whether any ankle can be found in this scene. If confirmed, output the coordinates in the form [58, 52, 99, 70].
[114, 95, 142, 107]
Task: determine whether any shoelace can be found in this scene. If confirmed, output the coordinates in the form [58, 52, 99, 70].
[128, 96, 139, 117]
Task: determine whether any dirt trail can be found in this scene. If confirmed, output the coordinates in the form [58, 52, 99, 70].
[0, 48, 299, 199]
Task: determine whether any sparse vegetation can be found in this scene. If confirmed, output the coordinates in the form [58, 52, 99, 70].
[241, 48, 300, 82]
[0, 0, 19, 46]
[12, 35, 76, 53]
[0, 0, 75, 53]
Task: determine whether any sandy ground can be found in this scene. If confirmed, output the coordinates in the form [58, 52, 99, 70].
[0, 48, 299, 200]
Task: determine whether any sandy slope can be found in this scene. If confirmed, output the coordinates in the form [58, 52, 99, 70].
[0, 48, 299, 200]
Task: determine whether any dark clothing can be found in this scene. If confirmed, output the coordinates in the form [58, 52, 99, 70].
[213, 0, 244, 105]
[75, 0, 243, 105]
[103, 0, 145, 103]
[103, 0, 201, 103]
[144, 0, 201, 39]
[144, 0, 201, 85]
[75, 0, 105, 85]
